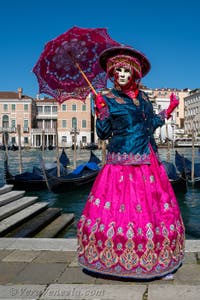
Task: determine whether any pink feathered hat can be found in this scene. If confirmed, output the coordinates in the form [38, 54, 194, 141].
[99, 45, 151, 79]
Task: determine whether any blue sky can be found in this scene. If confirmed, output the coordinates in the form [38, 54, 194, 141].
[1, 0, 199, 98]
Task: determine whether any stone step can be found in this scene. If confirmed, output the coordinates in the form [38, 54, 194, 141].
[0, 190, 25, 207]
[6, 207, 62, 238]
[0, 184, 13, 195]
[0, 202, 48, 236]
[35, 213, 75, 238]
[0, 196, 38, 221]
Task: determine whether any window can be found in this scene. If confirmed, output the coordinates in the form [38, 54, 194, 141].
[24, 137, 29, 144]
[72, 117, 77, 128]
[24, 104, 28, 111]
[11, 119, 16, 128]
[37, 106, 43, 113]
[82, 136, 87, 143]
[52, 120, 57, 128]
[62, 104, 67, 111]
[2, 115, 9, 128]
[11, 104, 16, 111]
[72, 104, 77, 111]
[62, 120, 67, 128]
[44, 106, 51, 113]
[24, 119, 28, 129]
[11, 137, 16, 144]
[82, 120, 86, 128]
[3, 104, 8, 111]
[52, 106, 57, 113]
[62, 136, 67, 142]
[45, 120, 51, 129]
[82, 104, 86, 111]
[37, 120, 43, 129]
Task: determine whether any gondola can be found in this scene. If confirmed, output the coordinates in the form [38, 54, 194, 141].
[4, 148, 70, 191]
[162, 160, 187, 194]
[5, 165, 47, 191]
[44, 151, 101, 193]
[45, 164, 100, 193]
[175, 150, 200, 188]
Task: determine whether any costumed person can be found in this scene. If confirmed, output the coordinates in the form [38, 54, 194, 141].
[77, 46, 185, 280]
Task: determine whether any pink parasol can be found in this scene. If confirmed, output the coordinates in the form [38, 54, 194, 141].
[33, 26, 120, 103]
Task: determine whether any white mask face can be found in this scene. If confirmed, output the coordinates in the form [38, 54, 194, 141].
[114, 67, 132, 86]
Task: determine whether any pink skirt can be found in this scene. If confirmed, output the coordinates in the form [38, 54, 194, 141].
[77, 150, 185, 279]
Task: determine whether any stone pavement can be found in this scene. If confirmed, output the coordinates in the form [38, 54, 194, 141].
[0, 238, 200, 300]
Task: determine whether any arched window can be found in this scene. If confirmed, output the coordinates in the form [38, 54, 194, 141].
[72, 117, 77, 129]
[2, 115, 9, 128]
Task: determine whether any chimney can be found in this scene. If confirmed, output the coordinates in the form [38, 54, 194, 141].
[18, 87, 23, 99]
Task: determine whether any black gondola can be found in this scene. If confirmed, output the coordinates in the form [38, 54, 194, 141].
[5, 150, 101, 193]
[5, 162, 47, 191]
[45, 165, 100, 193]
[10, 144, 19, 151]
[4, 148, 70, 191]
[57, 148, 70, 167]
[162, 160, 187, 194]
[44, 151, 101, 193]
[175, 150, 200, 188]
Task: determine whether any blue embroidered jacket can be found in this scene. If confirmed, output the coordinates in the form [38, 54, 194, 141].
[96, 89, 165, 165]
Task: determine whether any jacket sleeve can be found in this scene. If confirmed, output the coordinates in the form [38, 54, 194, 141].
[96, 117, 112, 140]
[151, 112, 165, 132]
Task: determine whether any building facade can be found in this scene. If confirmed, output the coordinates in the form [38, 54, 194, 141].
[0, 89, 93, 148]
[184, 89, 200, 137]
[0, 88, 36, 147]
[56, 95, 92, 148]
[141, 86, 190, 143]
[0, 86, 195, 148]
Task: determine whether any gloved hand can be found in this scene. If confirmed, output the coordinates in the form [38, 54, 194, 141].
[166, 93, 179, 119]
[94, 93, 107, 111]
[93, 93, 109, 119]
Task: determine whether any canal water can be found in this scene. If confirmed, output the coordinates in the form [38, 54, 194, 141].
[0, 147, 200, 239]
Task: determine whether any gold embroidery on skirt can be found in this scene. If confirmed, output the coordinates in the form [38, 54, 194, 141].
[77, 216, 86, 255]
[140, 240, 157, 271]
[158, 239, 172, 267]
[119, 239, 139, 270]
[100, 238, 118, 268]
[85, 232, 99, 263]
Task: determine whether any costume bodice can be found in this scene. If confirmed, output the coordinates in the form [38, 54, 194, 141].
[96, 89, 165, 165]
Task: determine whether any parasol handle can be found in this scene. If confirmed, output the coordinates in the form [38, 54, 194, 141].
[75, 62, 97, 96]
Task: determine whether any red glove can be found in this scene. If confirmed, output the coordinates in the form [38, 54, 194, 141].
[94, 93, 107, 111]
[93, 93, 109, 120]
[166, 93, 179, 119]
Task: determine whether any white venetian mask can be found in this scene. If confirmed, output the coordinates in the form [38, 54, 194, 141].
[114, 66, 133, 86]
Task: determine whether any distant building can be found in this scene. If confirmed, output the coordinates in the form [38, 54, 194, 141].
[58, 96, 93, 148]
[184, 88, 200, 137]
[141, 86, 190, 143]
[0, 89, 93, 148]
[0, 88, 36, 147]
[32, 98, 57, 148]
[0, 86, 194, 148]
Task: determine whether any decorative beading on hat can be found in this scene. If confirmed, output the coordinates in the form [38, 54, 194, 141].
[99, 46, 151, 79]
[107, 55, 142, 79]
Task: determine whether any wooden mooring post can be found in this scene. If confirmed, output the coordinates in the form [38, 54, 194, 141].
[17, 125, 23, 174]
